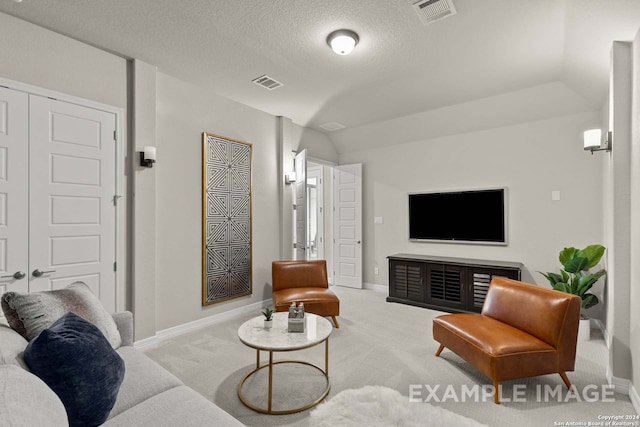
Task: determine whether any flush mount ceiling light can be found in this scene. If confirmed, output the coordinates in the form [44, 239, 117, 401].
[327, 29, 359, 55]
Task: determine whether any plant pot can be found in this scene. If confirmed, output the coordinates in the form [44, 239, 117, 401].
[264, 320, 273, 329]
[578, 318, 590, 341]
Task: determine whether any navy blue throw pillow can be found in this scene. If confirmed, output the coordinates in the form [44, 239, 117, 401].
[24, 312, 125, 427]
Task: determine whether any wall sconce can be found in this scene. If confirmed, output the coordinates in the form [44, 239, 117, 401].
[583, 129, 612, 154]
[327, 29, 359, 55]
[140, 146, 156, 167]
[284, 171, 296, 185]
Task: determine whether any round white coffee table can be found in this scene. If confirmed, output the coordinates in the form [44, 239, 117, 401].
[237, 312, 333, 415]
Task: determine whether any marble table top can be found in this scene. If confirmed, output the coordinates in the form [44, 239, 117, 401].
[237, 312, 333, 351]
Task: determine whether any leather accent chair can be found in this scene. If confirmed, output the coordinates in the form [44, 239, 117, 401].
[271, 260, 340, 328]
[433, 277, 581, 404]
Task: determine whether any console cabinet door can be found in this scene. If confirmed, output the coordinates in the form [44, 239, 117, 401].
[389, 260, 424, 302]
[426, 263, 466, 311]
[387, 255, 523, 314]
[467, 267, 521, 312]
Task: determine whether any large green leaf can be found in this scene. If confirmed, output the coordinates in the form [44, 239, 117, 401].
[559, 247, 579, 266]
[580, 244, 606, 270]
[552, 282, 572, 294]
[564, 256, 589, 274]
[544, 244, 607, 310]
[582, 293, 599, 310]
[539, 271, 561, 285]
[576, 269, 607, 296]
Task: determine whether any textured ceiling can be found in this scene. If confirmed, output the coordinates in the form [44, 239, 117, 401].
[1, 0, 639, 142]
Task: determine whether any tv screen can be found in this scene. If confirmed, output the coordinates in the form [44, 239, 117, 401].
[408, 188, 506, 244]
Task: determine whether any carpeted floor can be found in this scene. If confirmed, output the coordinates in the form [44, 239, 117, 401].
[144, 286, 637, 426]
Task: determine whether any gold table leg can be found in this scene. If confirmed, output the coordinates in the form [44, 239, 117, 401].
[268, 351, 273, 413]
[238, 338, 331, 415]
[325, 338, 329, 376]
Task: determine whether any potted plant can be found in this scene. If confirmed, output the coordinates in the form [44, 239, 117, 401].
[539, 244, 607, 340]
[261, 307, 274, 329]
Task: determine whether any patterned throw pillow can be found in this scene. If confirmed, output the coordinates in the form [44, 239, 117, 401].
[24, 312, 125, 427]
[1, 281, 121, 348]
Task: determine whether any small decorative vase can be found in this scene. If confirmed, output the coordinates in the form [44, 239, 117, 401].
[264, 320, 273, 329]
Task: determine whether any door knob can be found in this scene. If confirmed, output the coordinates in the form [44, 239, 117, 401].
[32, 269, 56, 278]
[1, 271, 26, 280]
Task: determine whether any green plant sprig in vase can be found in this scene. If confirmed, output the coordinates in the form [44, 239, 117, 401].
[261, 307, 274, 321]
[539, 244, 607, 314]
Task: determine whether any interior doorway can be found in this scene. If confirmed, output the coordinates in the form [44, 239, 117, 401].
[293, 159, 334, 283]
[292, 156, 361, 288]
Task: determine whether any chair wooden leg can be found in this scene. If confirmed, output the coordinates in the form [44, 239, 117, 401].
[435, 344, 444, 357]
[559, 372, 572, 389]
[494, 379, 501, 404]
[331, 316, 340, 328]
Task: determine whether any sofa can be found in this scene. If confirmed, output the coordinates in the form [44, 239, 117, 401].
[432, 277, 581, 404]
[0, 310, 243, 426]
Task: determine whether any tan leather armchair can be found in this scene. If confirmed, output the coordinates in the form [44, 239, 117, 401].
[433, 277, 581, 403]
[271, 260, 340, 328]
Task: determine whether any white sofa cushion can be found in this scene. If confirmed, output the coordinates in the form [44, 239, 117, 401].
[0, 324, 29, 369]
[0, 365, 69, 427]
[104, 385, 242, 427]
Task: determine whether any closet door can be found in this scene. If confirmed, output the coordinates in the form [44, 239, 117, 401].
[28, 95, 117, 312]
[0, 87, 28, 294]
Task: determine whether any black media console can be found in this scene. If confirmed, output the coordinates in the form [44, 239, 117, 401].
[387, 253, 523, 313]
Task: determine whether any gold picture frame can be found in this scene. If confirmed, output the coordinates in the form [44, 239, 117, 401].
[202, 132, 252, 305]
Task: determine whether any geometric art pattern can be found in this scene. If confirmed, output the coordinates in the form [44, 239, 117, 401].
[202, 133, 252, 305]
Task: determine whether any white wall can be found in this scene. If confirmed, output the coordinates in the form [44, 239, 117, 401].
[604, 41, 633, 382]
[0, 11, 340, 339]
[154, 72, 281, 330]
[339, 112, 604, 294]
[154, 74, 338, 331]
[0, 13, 127, 111]
[132, 60, 158, 340]
[630, 27, 640, 401]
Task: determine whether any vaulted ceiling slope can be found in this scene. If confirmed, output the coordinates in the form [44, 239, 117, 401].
[2, 0, 639, 152]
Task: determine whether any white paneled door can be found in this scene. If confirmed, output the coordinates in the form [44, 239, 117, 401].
[29, 95, 117, 312]
[333, 163, 362, 289]
[0, 87, 29, 294]
[0, 87, 118, 313]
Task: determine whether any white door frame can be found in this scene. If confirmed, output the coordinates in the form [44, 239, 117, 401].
[306, 163, 324, 260]
[294, 149, 307, 260]
[0, 76, 126, 312]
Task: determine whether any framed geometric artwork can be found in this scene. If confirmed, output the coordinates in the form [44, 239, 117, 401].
[202, 132, 252, 306]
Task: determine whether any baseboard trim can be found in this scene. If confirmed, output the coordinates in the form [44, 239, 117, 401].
[592, 318, 609, 346]
[134, 298, 272, 349]
[606, 366, 631, 395]
[629, 383, 640, 414]
[363, 282, 388, 293]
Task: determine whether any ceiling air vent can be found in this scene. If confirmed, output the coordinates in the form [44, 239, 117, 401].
[319, 122, 346, 132]
[411, 0, 457, 26]
[252, 75, 283, 90]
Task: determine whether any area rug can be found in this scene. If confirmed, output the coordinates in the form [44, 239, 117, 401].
[309, 385, 487, 427]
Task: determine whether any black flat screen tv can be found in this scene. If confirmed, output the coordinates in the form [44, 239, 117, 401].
[408, 188, 507, 245]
